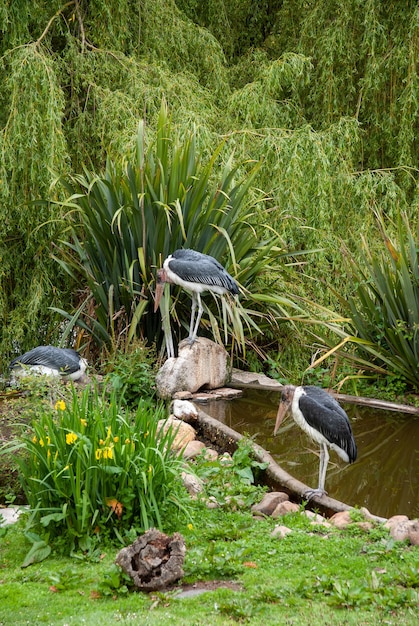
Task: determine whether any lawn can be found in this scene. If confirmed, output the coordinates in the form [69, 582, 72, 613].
[1, 505, 418, 625]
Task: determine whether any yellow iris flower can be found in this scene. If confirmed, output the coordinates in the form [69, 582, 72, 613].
[66, 432, 78, 445]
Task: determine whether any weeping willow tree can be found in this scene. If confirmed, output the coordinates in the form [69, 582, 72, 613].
[0, 0, 227, 369]
[1, 0, 418, 379]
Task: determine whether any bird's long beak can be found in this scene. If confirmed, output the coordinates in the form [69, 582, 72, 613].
[274, 399, 291, 436]
[154, 281, 165, 312]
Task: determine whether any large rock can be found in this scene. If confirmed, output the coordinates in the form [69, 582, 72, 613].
[156, 338, 229, 399]
[157, 416, 196, 451]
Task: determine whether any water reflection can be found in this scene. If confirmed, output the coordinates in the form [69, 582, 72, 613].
[203, 388, 419, 519]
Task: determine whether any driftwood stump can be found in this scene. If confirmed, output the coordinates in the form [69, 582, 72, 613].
[115, 528, 186, 591]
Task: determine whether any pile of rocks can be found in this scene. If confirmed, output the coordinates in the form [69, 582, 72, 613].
[251, 491, 419, 545]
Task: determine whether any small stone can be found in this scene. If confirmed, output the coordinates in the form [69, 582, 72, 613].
[172, 399, 198, 422]
[192, 392, 221, 402]
[310, 520, 332, 528]
[407, 520, 419, 545]
[210, 388, 243, 399]
[231, 369, 282, 388]
[173, 391, 194, 400]
[251, 492, 289, 517]
[355, 522, 373, 532]
[302, 510, 326, 524]
[203, 448, 218, 461]
[271, 501, 300, 517]
[181, 471, 203, 498]
[183, 440, 207, 459]
[384, 517, 419, 544]
[271, 525, 293, 538]
[384, 515, 409, 530]
[329, 511, 353, 529]
[205, 496, 220, 509]
[388, 520, 410, 542]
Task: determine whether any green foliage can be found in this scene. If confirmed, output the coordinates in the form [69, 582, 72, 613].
[194, 438, 268, 509]
[6, 386, 189, 553]
[54, 101, 300, 356]
[346, 211, 419, 389]
[298, 569, 419, 611]
[0, 42, 71, 364]
[104, 340, 157, 407]
[311, 211, 419, 390]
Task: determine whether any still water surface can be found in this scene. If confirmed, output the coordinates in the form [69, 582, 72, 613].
[203, 388, 419, 519]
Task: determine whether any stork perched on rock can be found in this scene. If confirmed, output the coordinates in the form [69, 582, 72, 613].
[274, 385, 357, 499]
[154, 249, 239, 344]
[10, 346, 87, 382]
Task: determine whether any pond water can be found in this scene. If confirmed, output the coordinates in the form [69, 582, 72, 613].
[203, 388, 419, 519]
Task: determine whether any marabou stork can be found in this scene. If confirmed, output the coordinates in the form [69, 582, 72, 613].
[274, 385, 357, 499]
[154, 249, 239, 344]
[10, 346, 87, 381]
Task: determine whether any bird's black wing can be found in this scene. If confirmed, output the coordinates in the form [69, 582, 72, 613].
[299, 387, 357, 462]
[303, 386, 349, 420]
[10, 346, 80, 374]
[169, 250, 239, 294]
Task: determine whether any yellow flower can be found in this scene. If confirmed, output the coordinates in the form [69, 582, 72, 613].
[113, 436, 119, 443]
[107, 426, 112, 439]
[80, 419, 87, 427]
[99, 439, 105, 446]
[32, 435, 38, 444]
[125, 438, 131, 444]
[66, 432, 78, 445]
[46, 436, 51, 446]
[187, 523, 194, 531]
[95, 449, 102, 460]
[144, 431, 149, 438]
[39, 438, 45, 447]
[103, 447, 113, 460]
[55, 400, 66, 411]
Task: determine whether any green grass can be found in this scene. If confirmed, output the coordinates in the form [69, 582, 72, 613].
[1, 506, 418, 625]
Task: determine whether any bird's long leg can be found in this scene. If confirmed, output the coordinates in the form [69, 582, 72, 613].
[317, 443, 329, 493]
[189, 292, 203, 343]
[304, 443, 329, 501]
[188, 293, 197, 341]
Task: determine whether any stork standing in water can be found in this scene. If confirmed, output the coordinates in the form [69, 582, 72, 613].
[10, 346, 87, 382]
[154, 249, 239, 344]
[274, 385, 357, 499]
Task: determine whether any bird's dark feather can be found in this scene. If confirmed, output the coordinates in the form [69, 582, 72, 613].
[299, 386, 357, 462]
[10, 346, 81, 374]
[169, 249, 239, 294]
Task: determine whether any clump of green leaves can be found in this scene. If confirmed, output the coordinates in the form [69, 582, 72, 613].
[6, 386, 190, 553]
[194, 438, 268, 509]
[298, 570, 419, 611]
[346, 211, 419, 390]
[104, 340, 157, 407]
